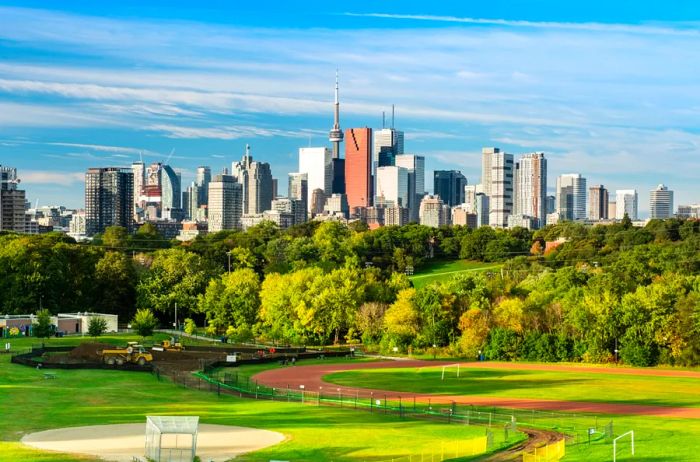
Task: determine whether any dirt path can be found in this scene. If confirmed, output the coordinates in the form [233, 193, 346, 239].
[21, 423, 285, 462]
[252, 360, 700, 418]
[477, 428, 563, 462]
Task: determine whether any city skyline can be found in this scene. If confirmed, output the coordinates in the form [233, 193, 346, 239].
[1, 2, 700, 213]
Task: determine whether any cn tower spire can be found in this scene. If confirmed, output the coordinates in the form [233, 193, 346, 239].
[329, 68, 343, 159]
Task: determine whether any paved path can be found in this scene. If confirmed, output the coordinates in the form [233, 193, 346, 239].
[252, 360, 700, 418]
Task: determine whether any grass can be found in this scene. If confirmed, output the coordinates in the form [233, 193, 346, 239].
[324, 364, 700, 461]
[324, 365, 700, 408]
[0, 335, 492, 462]
[410, 260, 502, 288]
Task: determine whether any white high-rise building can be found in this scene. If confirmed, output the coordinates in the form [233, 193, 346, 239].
[299, 147, 332, 212]
[464, 184, 484, 214]
[481, 147, 500, 199]
[373, 128, 404, 166]
[207, 174, 242, 231]
[131, 161, 144, 220]
[375, 166, 409, 208]
[419, 195, 450, 228]
[615, 189, 638, 220]
[649, 185, 673, 219]
[487, 149, 514, 228]
[556, 174, 587, 221]
[394, 154, 425, 222]
[513, 152, 547, 228]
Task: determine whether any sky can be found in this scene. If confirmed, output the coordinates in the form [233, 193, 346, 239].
[1, 1, 700, 216]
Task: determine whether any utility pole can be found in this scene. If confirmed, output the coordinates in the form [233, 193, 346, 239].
[174, 302, 178, 330]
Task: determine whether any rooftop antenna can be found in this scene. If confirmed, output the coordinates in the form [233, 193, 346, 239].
[382, 111, 386, 129]
[391, 104, 395, 129]
[139, 150, 144, 163]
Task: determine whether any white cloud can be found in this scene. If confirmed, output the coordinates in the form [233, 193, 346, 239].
[21, 170, 84, 186]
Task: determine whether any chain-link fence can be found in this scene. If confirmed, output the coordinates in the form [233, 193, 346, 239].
[156, 366, 618, 460]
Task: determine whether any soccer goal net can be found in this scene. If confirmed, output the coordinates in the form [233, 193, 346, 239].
[441, 363, 461, 380]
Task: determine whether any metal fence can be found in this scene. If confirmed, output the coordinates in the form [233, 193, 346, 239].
[157, 367, 619, 460]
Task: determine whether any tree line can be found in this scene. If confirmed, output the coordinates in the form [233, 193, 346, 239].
[3, 217, 700, 366]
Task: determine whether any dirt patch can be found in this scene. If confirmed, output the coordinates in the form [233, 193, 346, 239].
[21, 423, 285, 462]
[68, 342, 114, 361]
[479, 428, 563, 462]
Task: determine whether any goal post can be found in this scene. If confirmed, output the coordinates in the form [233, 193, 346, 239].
[441, 363, 461, 380]
[613, 430, 634, 462]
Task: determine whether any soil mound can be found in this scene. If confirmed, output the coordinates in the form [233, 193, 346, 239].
[68, 342, 114, 361]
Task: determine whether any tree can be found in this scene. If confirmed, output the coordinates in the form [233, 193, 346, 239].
[383, 288, 421, 348]
[94, 251, 137, 319]
[137, 248, 214, 318]
[197, 269, 260, 335]
[355, 302, 387, 344]
[131, 309, 157, 339]
[87, 316, 108, 337]
[183, 318, 197, 336]
[33, 309, 53, 339]
[101, 226, 129, 249]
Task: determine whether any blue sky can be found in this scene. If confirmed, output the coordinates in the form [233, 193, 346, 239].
[1, 1, 699, 215]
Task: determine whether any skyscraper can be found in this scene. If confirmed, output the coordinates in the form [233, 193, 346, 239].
[85, 167, 133, 236]
[299, 147, 332, 212]
[131, 161, 144, 220]
[195, 166, 211, 205]
[207, 174, 242, 231]
[419, 195, 450, 228]
[161, 164, 181, 211]
[375, 166, 409, 208]
[513, 153, 547, 228]
[288, 172, 308, 220]
[0, 165, 26, 233]
[373, 128, 404, 168]
[588, 185, 609, 220]
[433, 170, 467, 207]
[328, 70, 343, 159]
[486, 149, 514, 228]
[556, 174, 587, 221]
[650, 184, 673, 219]
[345, 127, 372, 212]
[481, 147, 500, 198]
[615, 189, 638, 220]
[232, 145, 274, 215]
[395, 154, 425, 222]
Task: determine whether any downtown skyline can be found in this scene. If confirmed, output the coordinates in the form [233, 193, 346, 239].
[1, 2, 700, 214]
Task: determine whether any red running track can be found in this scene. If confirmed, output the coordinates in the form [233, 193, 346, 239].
[252, 360, 700, 419]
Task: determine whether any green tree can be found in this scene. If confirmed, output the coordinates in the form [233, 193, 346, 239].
[137, 248, 214, 318]
[87, 316, 108, 337]
[183, 318, 197, 336]
[383, 288, 421, 349]
[94, 251, 137, 319]
[33, 309, 53, 339]
[197, 269, 260, 335]
[131, 308, 158, 339]
[101, 226, 129, 249]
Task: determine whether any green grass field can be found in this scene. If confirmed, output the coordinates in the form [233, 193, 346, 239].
[324, 364, 700, 461]
[324, 365, 700, 408]
[410, 260, 502, 288]
[0, 336, 492, 462]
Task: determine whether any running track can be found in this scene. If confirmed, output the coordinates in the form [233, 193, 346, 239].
[252, 360, 700, 418]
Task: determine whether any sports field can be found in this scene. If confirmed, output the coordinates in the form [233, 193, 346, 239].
[410, 260, 501, 288]
[323, 363, 700, 408]
[308, 364, 700, 462]
[0, 336, 488, 462]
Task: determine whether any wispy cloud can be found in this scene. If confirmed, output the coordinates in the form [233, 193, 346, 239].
[344, 13, 700, 37]
[21, 170, 84, 186]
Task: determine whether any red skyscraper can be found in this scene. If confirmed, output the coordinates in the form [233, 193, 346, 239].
[344, 128, 372, 212]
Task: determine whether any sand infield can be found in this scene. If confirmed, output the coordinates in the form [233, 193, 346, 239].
[21, 423, 285, 462]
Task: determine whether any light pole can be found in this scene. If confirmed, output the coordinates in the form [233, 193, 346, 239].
[614, 339, 619, 363]
[173, 302, 178, 331]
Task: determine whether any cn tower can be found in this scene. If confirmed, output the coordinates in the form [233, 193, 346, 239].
[328, 69, 343, 159]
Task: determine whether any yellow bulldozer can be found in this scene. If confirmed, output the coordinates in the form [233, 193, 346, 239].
[100, 342, 153, 366]
[152, 337, 184, 352]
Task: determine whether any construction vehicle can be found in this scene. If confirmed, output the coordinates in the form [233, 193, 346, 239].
[152, 337, 184, 352]
[100, 342, 153, 366]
